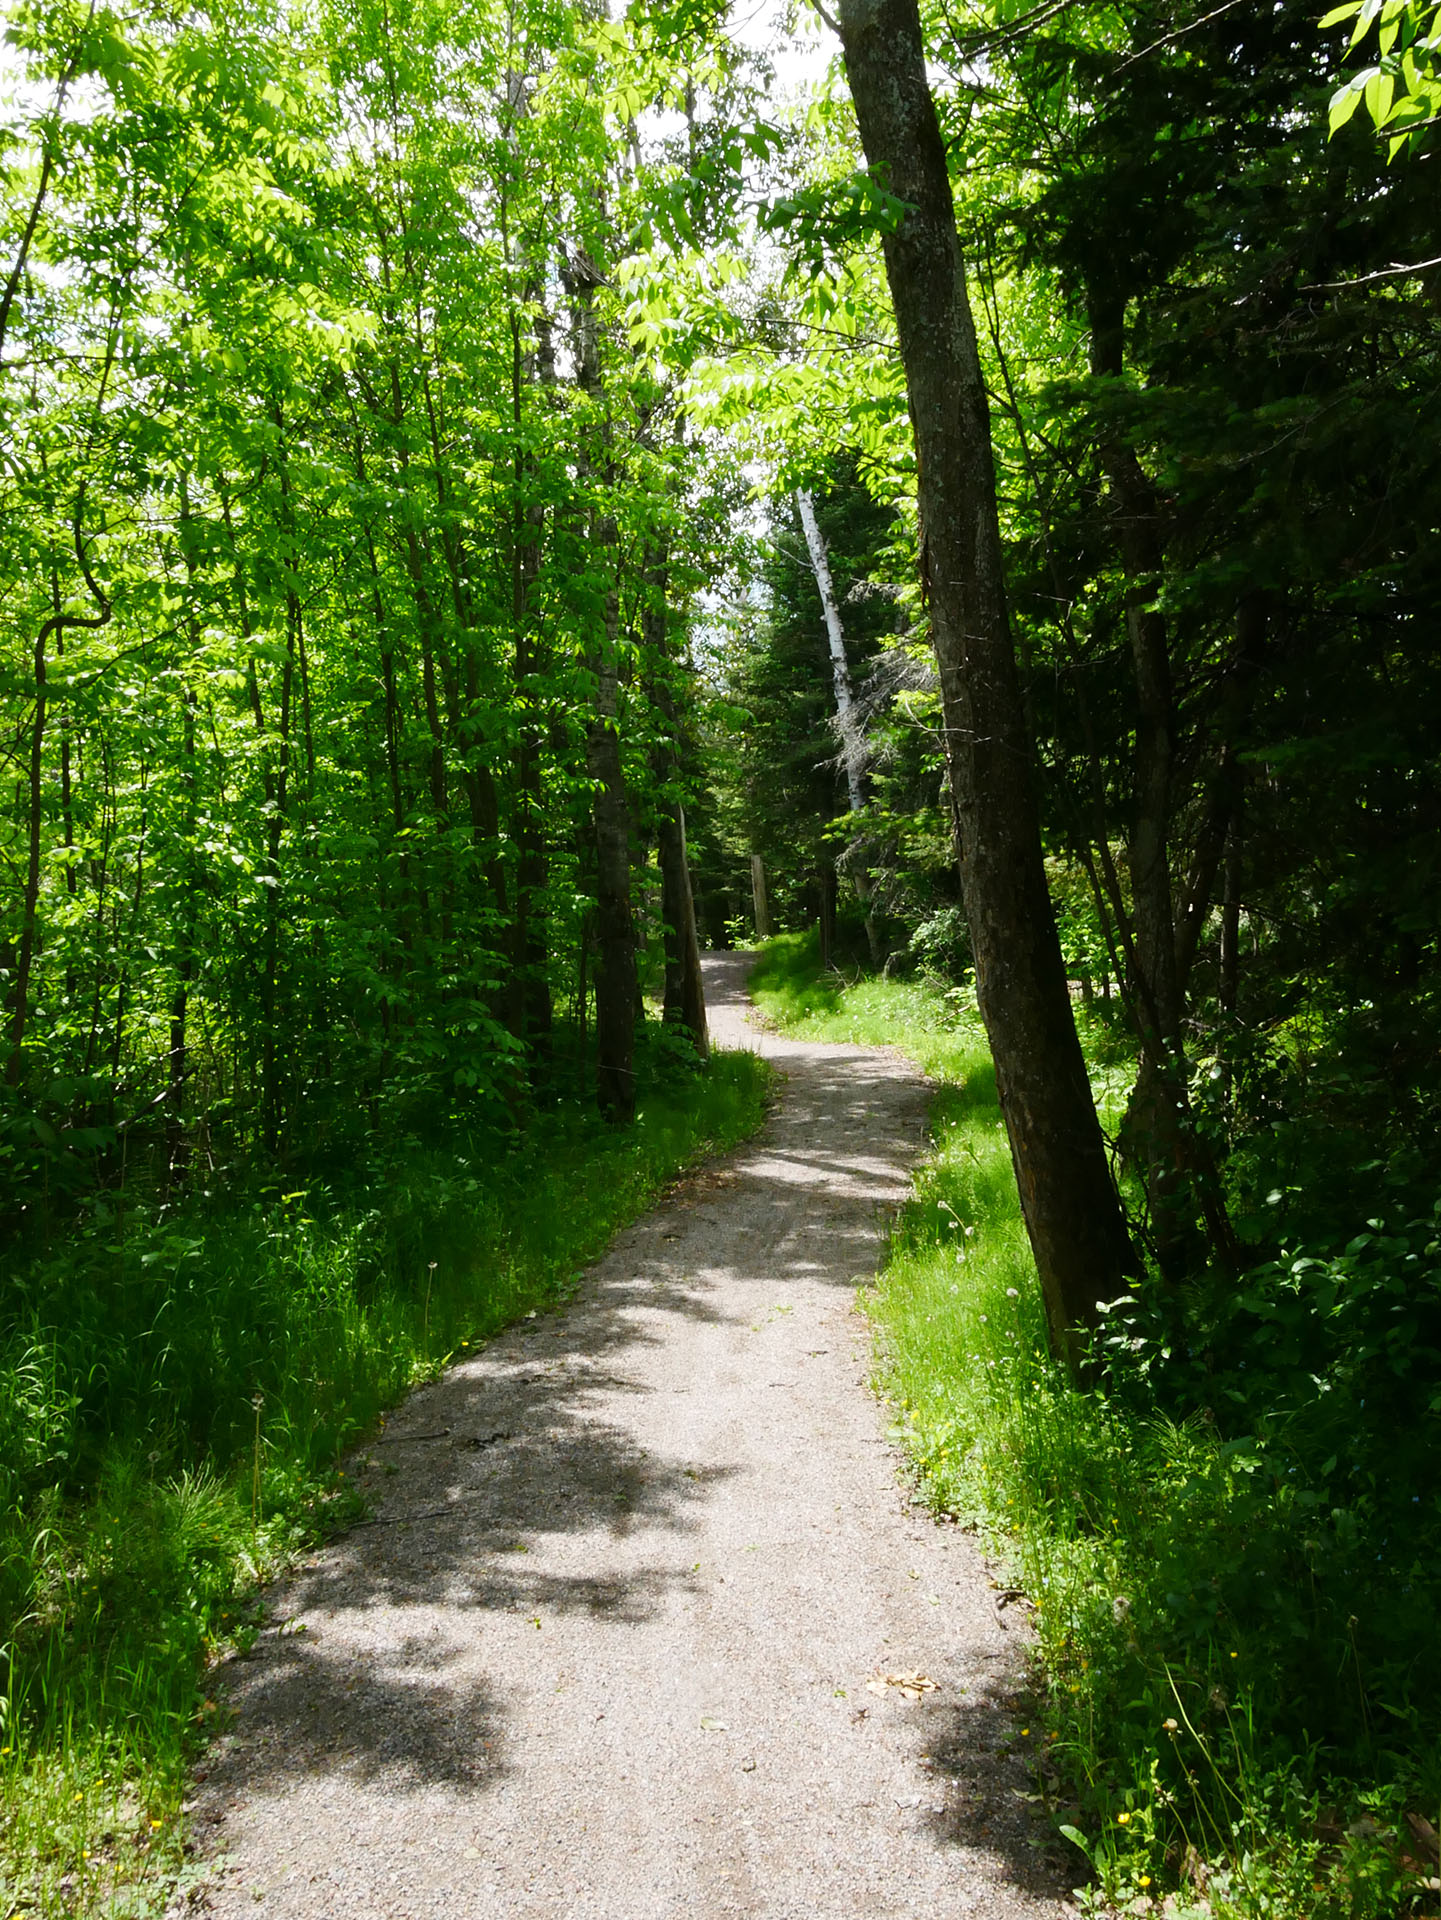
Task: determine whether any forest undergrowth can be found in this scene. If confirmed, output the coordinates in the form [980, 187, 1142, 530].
[750, 934, 1441, 1920]
[0, 1039, 771, 1918]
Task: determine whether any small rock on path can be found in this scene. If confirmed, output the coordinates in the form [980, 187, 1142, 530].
[182, 953, 1075, 1919]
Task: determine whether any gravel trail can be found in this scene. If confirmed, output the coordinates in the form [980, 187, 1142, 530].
[184, 953, 1074, 1919]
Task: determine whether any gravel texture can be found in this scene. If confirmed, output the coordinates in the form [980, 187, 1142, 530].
[181, 953, 1076, 1919]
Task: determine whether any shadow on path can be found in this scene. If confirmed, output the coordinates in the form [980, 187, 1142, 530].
[190, 953, 1073, 1919]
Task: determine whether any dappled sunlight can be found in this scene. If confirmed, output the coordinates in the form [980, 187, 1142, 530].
[188, 953, 1067, 1918]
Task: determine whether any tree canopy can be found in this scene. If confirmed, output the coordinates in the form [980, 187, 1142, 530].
[3, 0, 1440, 1907]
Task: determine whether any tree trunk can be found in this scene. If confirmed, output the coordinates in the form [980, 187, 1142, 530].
[568, 251, 637, 1121]
[796, 486, 882, 969]
[796, 487, 866, 814]
[750, 853, 771, 942]
[643, 554, 708, 1057]
[8, 504, 112, 1086]
[586, 572, 638, 1121]
[508, 290, 554, 1061]
[657, 800, 708, 1055]
[1089, 289, 1199, 1277]
[166, 538, 202, 1185]
[1219, 822, 1242, 1017]
[834, 0, 1137, 1360]
[818, 862, 837, 969]
[7, 617, 50, 1087]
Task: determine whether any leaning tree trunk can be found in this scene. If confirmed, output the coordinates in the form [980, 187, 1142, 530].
[834, 0, 1137, 1362]
[796, 487, 882, 969]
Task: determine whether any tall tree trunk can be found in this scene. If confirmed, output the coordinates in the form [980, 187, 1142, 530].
[643, 553, 708, 1057]
[656, 798, 707, 1055]
[1088, 289, 1199, 1276]
[818, 862, 837, 969]
[508, 287, 554, 1061]
[1219, 823, 1243, 1017]
[169, 489, 206, 1181]
[7, 617, 51, 1087]
[420, 366, 510, 925]
[8, 504, 112, 1085]
[796, 486, 882, 969]
[166, 679, 198, 1184]
[586, 581, 638, 1120]
[750, 854, 771, 941]
[834, 0, 1137, 1361]
[1089, 292, 1247, 1275]
[568, 249, 637, 1120]
[797, 488, 866, 814]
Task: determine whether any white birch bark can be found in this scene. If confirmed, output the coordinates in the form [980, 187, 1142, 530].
[796, 487, 866, 815]
[797, 488, 881, 968]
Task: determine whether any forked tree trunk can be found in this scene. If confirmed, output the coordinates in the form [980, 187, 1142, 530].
[835, 0, 1137, 1361]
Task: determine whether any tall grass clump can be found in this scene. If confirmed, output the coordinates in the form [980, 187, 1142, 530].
[753, 934, 1441, 1920]
[0, 1040, 771, 1918]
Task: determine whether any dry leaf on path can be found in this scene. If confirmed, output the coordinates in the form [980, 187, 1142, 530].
[699, 1716, 728, 1731]
[866, 1670, 939, 1701]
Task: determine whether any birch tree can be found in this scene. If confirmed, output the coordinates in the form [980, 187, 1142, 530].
[796, 485, 880, 968]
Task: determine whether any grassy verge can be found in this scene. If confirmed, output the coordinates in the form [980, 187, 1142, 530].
[751, 932, 1440, 1920]
[0, 1042, 771, 1918]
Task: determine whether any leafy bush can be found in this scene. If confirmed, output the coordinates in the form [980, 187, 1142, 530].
[756, 941, 1441, 1919]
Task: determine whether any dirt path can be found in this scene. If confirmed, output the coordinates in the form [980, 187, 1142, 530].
[183, 954, 1073, 1919]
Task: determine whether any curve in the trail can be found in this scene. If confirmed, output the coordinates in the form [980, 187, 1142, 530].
[182, 954, 1074, 1920]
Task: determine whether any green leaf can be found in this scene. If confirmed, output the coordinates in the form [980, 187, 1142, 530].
[1364, 65, 1396, 122]
[1328, 77, 1369, 132]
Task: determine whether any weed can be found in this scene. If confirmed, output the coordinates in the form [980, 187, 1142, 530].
[754, 933, 1440, 1919]
[0, 1043, 772, 1917]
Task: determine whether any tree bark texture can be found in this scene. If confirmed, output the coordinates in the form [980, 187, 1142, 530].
[750, 853, 771, 941]
[1089, 289, 1197, 1275]
[508, 282, 554, 1057]
[569, 252, 638, 1121]
[796, 488, 866, 815]
[797, 487, 882, 969]
[1089, 291, 1247, 1276]
[657, 800, 708, 1054]
[818, 862, 837, 969]
[585, 589, 638, 1121]
[835, 0, 1137, 1358]
[644, 571, 708, 1057]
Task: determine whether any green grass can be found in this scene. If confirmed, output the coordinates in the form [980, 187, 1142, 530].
[752, 931, 1441, 1920]
[0, 1042, 772, 1918]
